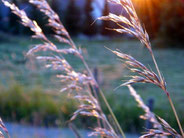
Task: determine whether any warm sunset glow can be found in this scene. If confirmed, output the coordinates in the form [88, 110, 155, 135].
[132, 0, 160, 37]
[132, 0, 155, 20]
[132, 0, 159, 16]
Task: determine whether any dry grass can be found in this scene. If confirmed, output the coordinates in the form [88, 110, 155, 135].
[1, 0, 184, 138]
[99, 0, 184, 137]
[0, 118, 9, 138]
[2, 0, 122, 137]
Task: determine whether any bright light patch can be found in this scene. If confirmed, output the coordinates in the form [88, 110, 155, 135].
[132, 0, 160, 35]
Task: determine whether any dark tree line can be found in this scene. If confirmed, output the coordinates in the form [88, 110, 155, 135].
[0, 0, 111, 36]
[0, 0, 184, 46]
[65, 0, 82, 35]
[133, 0, 184, 46]
[101, 0, 110, 36]
[83, 0, 97, 36]
[65, 0, 111, 36]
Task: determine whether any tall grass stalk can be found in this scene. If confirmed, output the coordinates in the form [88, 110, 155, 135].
[168, 94, 184, 137]
[2, 0, 125, 137]
[152, 50, 184, 136]
[100, 0, 184, 137]
[2, 0, 184, 137]
[151, 33, 184, 137]
[81, 57, 125, 137]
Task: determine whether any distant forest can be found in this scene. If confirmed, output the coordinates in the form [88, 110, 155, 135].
[0, 0, 184, 46]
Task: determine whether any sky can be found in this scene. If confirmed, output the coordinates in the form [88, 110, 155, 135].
[92, 0, 105, 19]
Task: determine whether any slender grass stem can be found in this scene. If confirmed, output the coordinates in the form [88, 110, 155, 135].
[98, 88, 126, 138]
[150, 51, 163, 83]
[87, 85, 103, 131]
[81, 57, 126, 138]
[167, 94, 184, 137]
[151, 50, 184, 137]
[66, 35, 124, 137]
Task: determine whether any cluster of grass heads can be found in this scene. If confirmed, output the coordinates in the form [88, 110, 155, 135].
[1, 0, 184, 136]
[0, 36, 184, 134]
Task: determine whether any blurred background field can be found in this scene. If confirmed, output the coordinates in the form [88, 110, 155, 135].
[0, 35, 184, 133]
[0, 0, 184, 137]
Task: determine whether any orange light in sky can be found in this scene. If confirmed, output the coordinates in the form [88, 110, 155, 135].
[132, 0, 160, 37]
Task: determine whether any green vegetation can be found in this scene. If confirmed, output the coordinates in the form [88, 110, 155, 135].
[0, 36, 184, 132]
[0, 83, 78, 127]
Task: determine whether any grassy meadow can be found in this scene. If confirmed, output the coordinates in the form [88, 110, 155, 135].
[0, 34, 184, 132]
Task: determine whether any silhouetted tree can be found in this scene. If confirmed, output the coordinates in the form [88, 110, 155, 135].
[101, 0, 111, 36]
[0, 3, 10, 32]
[65, 0, 81, 35]
[83, 0, 97, 36]
[8, 0, 20, 34]
[158, 0, 184, 46]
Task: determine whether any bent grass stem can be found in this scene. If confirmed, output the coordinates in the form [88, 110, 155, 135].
[151, 49, 184, 137]
[68, 35, 125, 137]
[81, 57, 126, 138]
[167, 94, 184, 137]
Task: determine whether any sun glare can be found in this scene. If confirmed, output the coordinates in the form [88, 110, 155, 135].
[132, 0, 160, 36]
[133, 0, 155, 19]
